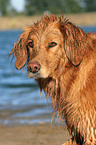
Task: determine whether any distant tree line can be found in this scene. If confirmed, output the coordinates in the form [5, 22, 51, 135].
[25, 0, 83, 15]
[0, 0, 96, 16]
[0, 0, 10, 16]
[24, 0, 96, 15]
[84, 0, 96, 12]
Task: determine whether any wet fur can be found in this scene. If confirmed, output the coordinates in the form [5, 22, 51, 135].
[9, 15, 96, 145]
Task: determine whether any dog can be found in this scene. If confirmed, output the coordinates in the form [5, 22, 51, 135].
[9, 14, 96, 145]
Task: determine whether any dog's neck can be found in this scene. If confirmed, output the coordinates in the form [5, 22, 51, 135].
[36, 60, 78, 117]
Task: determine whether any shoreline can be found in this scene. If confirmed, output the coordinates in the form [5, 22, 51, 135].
[0, 123, 70, 145]
[0, 12, 96, 30]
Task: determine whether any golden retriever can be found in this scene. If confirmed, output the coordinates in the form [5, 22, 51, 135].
[9, 14, 96, 145]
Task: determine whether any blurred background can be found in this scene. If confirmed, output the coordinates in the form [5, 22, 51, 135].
[0, 0, 96, 16]
[0, 0, 96, 126]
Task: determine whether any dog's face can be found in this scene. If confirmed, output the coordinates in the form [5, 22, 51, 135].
[27, 23, 64, 78]
[9, 15, 91, 79]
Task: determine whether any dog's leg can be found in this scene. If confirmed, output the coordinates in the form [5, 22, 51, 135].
[62, 140, 77, 145]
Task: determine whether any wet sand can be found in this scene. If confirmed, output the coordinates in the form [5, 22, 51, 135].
[0, 124, 70, 145]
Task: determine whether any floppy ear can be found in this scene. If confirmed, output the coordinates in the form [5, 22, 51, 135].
[9, 29, 30, 69]
[59, 21, 92, 66]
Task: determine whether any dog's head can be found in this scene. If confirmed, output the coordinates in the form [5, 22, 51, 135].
[9, 15, 92, 79]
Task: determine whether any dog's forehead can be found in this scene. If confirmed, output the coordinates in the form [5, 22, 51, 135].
[28, 21, 60, 42]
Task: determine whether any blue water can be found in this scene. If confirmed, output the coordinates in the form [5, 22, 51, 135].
[0, 26, 96, 125]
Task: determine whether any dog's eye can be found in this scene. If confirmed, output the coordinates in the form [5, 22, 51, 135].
[48, 42, 57, 48]
[28, 41, 34, 48]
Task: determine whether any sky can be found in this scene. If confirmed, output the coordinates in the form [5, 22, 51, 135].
[11, 0, 25, 12]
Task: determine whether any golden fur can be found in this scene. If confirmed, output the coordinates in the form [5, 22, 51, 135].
[9, 15, 96, 145]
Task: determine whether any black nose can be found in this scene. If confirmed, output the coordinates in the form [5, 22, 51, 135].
[28, 61, 41, 73]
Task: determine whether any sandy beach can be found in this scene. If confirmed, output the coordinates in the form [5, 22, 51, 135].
[0, 12, 96, 30]
[0, 124, 70, 145]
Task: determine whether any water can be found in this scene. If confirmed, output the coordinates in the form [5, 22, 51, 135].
[0, 26, 96, 125]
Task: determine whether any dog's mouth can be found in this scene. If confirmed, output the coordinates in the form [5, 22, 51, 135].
[27, 70, 41, 79]
[27, 65, 51, 79]
[27, 70, 51, 79]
